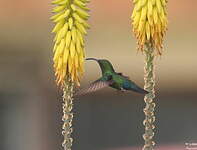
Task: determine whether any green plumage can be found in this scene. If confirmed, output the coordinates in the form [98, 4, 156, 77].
[76, 58, 148, 95]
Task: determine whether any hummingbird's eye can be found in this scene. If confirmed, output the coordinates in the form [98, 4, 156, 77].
[107, 75, 113, 80]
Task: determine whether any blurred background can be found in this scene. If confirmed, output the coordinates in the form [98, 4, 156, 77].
[0, 0, 197, 150]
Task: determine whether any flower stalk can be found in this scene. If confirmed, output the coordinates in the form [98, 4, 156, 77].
[131, 0, 168, 149]
[51, 0, 90, 149]
[143, 43, 156, 150]
[62, 80, 74, 150]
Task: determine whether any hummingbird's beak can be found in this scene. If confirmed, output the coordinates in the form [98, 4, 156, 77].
[85, 58, 99, 62]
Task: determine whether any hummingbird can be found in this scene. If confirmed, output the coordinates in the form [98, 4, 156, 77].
[75, 58, 148, 95]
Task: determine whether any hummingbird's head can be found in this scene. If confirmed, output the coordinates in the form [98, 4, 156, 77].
[86, 58, 115, 74]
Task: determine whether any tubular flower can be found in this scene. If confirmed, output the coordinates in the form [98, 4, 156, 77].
[51, 0, 90, 87]
[131, 0, 168, 54]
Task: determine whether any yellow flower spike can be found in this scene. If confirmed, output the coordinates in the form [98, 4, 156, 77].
[63, 48, 69, 64]
[58, 39, 66, 54]
[82, 21, 90, 29]
[76, 29, 84, 45]
[52, 20, 65, 33]
[65, 31, 71, 47]
[59, 23, 69, 39]
[80, 0, 90, 3]
[52, 0, 89, 88]
[140, 0, 147, 9]
[153, 7, 158, 24]
[58, 0, 69, 5]
[50, 11, 64, 21]
[54, 9, 70, 22]
[71, 28, 77, 43]
[51, 1, 90, 149]
[53, 42, 58, 52]
[71, 4, 77, 11]
[152, 0, 156, 6]
[70, 41, 76, 59]
[57, 56, 63, 70]
[52, 0, 64, 5]
[53, 51, 59, 62]
[73, 13, 85, 24]
[68, 55, 73, 73]
[75, 21, 87, 35]
[76, 8, 90, 19]
[146, 22, 151, 40]
[147, 1, 153, 16]
[156, 0, 162, 13]
[56, 32, 63, 44]
[131, 1, 168, 150]
[76, 38, 82, 54]
[73, 0, 85, 8]
[74, 53, 79, 69]
[68, 17, 74, 30]
[131, 0, 168, 55]
[52, 5, 66, 13]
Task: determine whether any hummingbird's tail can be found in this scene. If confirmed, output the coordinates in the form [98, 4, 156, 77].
[134, 87, 149, 94]
[123, 81, 149, 94]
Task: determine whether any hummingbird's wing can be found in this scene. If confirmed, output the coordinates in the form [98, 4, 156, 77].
[75, 79, 113, 96]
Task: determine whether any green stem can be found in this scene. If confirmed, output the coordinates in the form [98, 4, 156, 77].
[143, 43, 156, 150]
[62, 80, 74, 150]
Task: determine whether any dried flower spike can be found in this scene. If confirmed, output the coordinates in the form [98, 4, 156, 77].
[131, 0, 168, 55]
[51, 0, 90, 87]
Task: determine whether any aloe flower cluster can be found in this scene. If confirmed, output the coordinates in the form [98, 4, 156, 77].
[131, 0, 168, 149]
[51, 0, 90, 150]
[131, 0, 168, 54]
[51, 0, 90, 87]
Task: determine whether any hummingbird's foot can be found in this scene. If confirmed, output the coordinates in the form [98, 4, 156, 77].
[120, 88, 126, 92]
[116, 88, 125, 94]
